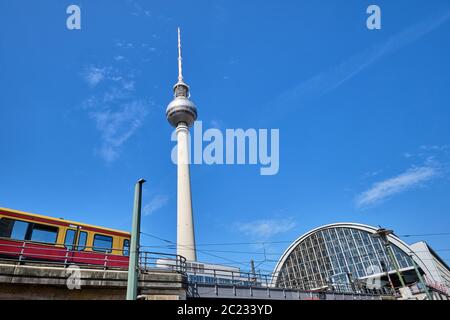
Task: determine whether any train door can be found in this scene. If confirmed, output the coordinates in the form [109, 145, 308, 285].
[76, 229, 87, 251]
[64, 227, 77, 264]
[71, 229, 93, 266]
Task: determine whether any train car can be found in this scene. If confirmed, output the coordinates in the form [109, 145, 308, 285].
[0, 207, 131, 268]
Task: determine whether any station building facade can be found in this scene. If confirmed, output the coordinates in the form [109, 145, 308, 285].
[410, 241, 450, 297]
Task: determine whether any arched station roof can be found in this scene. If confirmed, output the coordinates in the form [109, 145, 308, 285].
[272, 222, 433, 285]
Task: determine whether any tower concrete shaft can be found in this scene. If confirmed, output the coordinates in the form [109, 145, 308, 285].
[176, 123, 197, 261]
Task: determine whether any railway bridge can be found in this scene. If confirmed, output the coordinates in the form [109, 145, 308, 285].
[0, 236, 393, 300]
[0, 252, 391, 300]
[0, 260, 186, 300]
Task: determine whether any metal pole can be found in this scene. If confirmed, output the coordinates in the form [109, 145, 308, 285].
[381, 260, 395, 291]
[372, 228, 407, 289]
[126, 178, 146, 300]
[386, 244, 406, 288]
[250, 259, 256, 283]
[410, 254, 433, 300]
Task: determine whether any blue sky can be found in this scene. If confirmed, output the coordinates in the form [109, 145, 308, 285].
[1, 0, 450, 273]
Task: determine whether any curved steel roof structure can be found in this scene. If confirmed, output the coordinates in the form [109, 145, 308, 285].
[272, 222, 434, 287]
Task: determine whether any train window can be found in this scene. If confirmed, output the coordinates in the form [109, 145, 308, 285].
[29, 224, 58, 244]
[123, 239, 130, 256]
[77, 231, 87, 251]
[64, 229, 76, 250]
[11, 220, 30, 240]
[0, 218, 14, 238]
[93, 234, 113, 253]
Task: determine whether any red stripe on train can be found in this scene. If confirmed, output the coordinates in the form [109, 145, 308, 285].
[0, 210, 130, 238]
[0, 238, 129, 268]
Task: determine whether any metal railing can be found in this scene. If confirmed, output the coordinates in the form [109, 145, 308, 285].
[275, 276, 396, 296]
[180, 263, 392, 296]
[0, 238, 186, 273]
[187, 266, 271, 288]
[139, 251, 186, 273]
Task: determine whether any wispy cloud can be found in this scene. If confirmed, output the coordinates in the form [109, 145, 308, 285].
[362, 170, 383, 179]
[419, 144, 450, 153]
[90, 100, 148, 163]
[356, 162, 440, 208]
[126, 0, 171, 21]
[83, 65, 133, 89]
[235, 218, 296, 239]
[402, 144, 450, 161]
[403, 153, 413, 159]
[115, 40, 135, 49]
[262, 10, 450, 122]
[84, 66, 107, 87]
[143, 195, 169, 216]
[81, 64, 151, 163]
[128, 0, 150, 17]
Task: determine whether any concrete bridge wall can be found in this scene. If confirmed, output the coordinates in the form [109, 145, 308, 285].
[0, 262, 187, 300]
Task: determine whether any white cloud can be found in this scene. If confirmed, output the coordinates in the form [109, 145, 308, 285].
[101, 87, 130, 104]
[143, 195, 169, 216]
[420, 145, 450, 152]
[235, 218, 296, 239]
[90, 100, 149, 163]
[115, 40, 135, 48]
[356, 164, 440, 208]
[81, 63, 151, 163]
[122, 80, 135, 91]
[84, 66, 106, 87]
[141, 43, 157, 52]
[363, 170, 383, 179]
[403, 153, 413, 158]
[83, 65, 131, 89]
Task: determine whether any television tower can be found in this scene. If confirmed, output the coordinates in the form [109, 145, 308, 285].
[166, 28, 198, 261]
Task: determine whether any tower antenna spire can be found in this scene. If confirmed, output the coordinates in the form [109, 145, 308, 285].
[177, 27, 183, 82]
